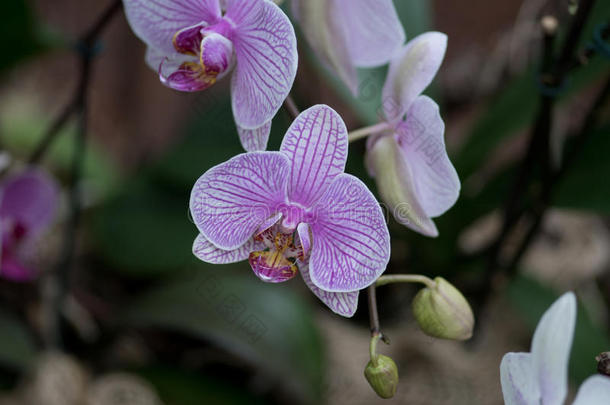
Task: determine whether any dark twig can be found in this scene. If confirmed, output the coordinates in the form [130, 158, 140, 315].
[40, 0, 121, 349]
[29, 0, 122, 165]
[473, 1, 598, 311]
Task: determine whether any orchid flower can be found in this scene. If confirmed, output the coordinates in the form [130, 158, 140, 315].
[365, 32, 460, 237]
[123, 0, 298, 151]
[190, 104, 391, 317]
[501, 292, 610, 405]
[292, 0, 405, 94]
[0, 170, 59, 282]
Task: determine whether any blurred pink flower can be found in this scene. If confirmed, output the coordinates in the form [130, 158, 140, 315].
[0, 170, 59, 282]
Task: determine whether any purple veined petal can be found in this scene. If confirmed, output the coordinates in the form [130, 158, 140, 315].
[291, 0, 357, 94]
[299, 261, 359, 317]
[531, 292, 576, 405]
[396, 96, 460, 218]
[500, 353, 540, 405]
[382, 32, 447, 122]
[192, 233, 264, 264]
[227, 0, 298, 129]
[0, 254, 36, 283]
[333, 0, 405, 68]
[366, 135, 439, 237]
[308, 174, 390, 292]
[297, 222, 311, 260]
[123, 0, 221, 55]
[280, 105, 348, 207]
[237, 120, 272, 152]
[189, 151, 290, 250]
[572, 375, 610, 405]
[0, 169, 59, 237]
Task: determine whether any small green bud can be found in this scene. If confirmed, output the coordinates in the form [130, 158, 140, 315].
[364, 354, 399, 399]
[412, 277, 474, 340]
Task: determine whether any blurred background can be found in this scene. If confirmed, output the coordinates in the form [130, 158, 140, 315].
[0, 0, 609, 404]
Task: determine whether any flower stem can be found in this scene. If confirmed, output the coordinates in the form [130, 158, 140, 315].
[375, 274, 436, 289]
[369, 333, 381, 367]
[283, 94, 300, 121]
[348, 122, 392, 143]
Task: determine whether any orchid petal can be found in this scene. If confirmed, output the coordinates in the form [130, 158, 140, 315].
[237, 120, 271, 152]
[334, 0, 405, 67]
[291, 0, 357, 93]
[227, 0, 297, 129]
[280, 105, 348, 207]
[308, 174, 390, 292]
[123, 0, 221, 54]
[190, 152, 289, 250]
[382, 32, 447, 122]
[366, 135, 439, 237]
[299, 261, 359, 317]
[572, 375, 610, 405]
[396, 96, 460, 218]
[192, 233, 263, 264]
[297, 222, 311, 260]
[531, 292, 576, 405]
[500, 353, 540, 405]
[0, 169, 59, 236]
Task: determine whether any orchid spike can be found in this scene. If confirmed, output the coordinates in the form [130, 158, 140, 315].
[123, 0, 298, 151]
[0, 169, 59, 282]
[190, 105, 391, 317]
[365, 32, 460, 237]
[500, 292, 610, 405]
[292, 0, 405, 94]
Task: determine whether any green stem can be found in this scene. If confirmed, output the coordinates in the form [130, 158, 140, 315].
[348, 122, 392, 143]
[369, 333, 381, 367]
[375, 274, 436, 289]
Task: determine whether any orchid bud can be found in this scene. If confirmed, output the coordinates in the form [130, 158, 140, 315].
[364, 354, 399, 399]
[412, 277, 474, 340]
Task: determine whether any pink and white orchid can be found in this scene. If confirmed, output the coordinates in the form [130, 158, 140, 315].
[190, 104, 391, 317]
[365, 32, 460, 237]
[123, 0, 298, 151]
[501, 292, 610, 405]
[0, 169, 59, 282]
[292, 0, 405, 94]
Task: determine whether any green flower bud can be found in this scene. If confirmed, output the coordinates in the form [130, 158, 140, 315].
[364, 354, 399, 399]
[412, 277, 474, 340]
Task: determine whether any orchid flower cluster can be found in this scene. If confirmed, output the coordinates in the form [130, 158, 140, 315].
[121, 0, 470, 399]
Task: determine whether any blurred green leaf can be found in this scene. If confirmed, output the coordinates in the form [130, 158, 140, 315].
[0, 1, 42, 71]
[92, 177, 197, 276]
[507, 276, 610, 385]
[0, 310, 37, 371]
[126, 268, 324, 404]
[553, 126, 610, 213]
[138, 365, 270, 405]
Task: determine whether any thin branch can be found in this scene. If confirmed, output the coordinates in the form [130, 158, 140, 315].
[283, 94, 300, 121]
[375, 274, 436, 289]
[29, 0, 122, 165]
[348, 122, 392, 143]
[40, 0, 121, 349]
